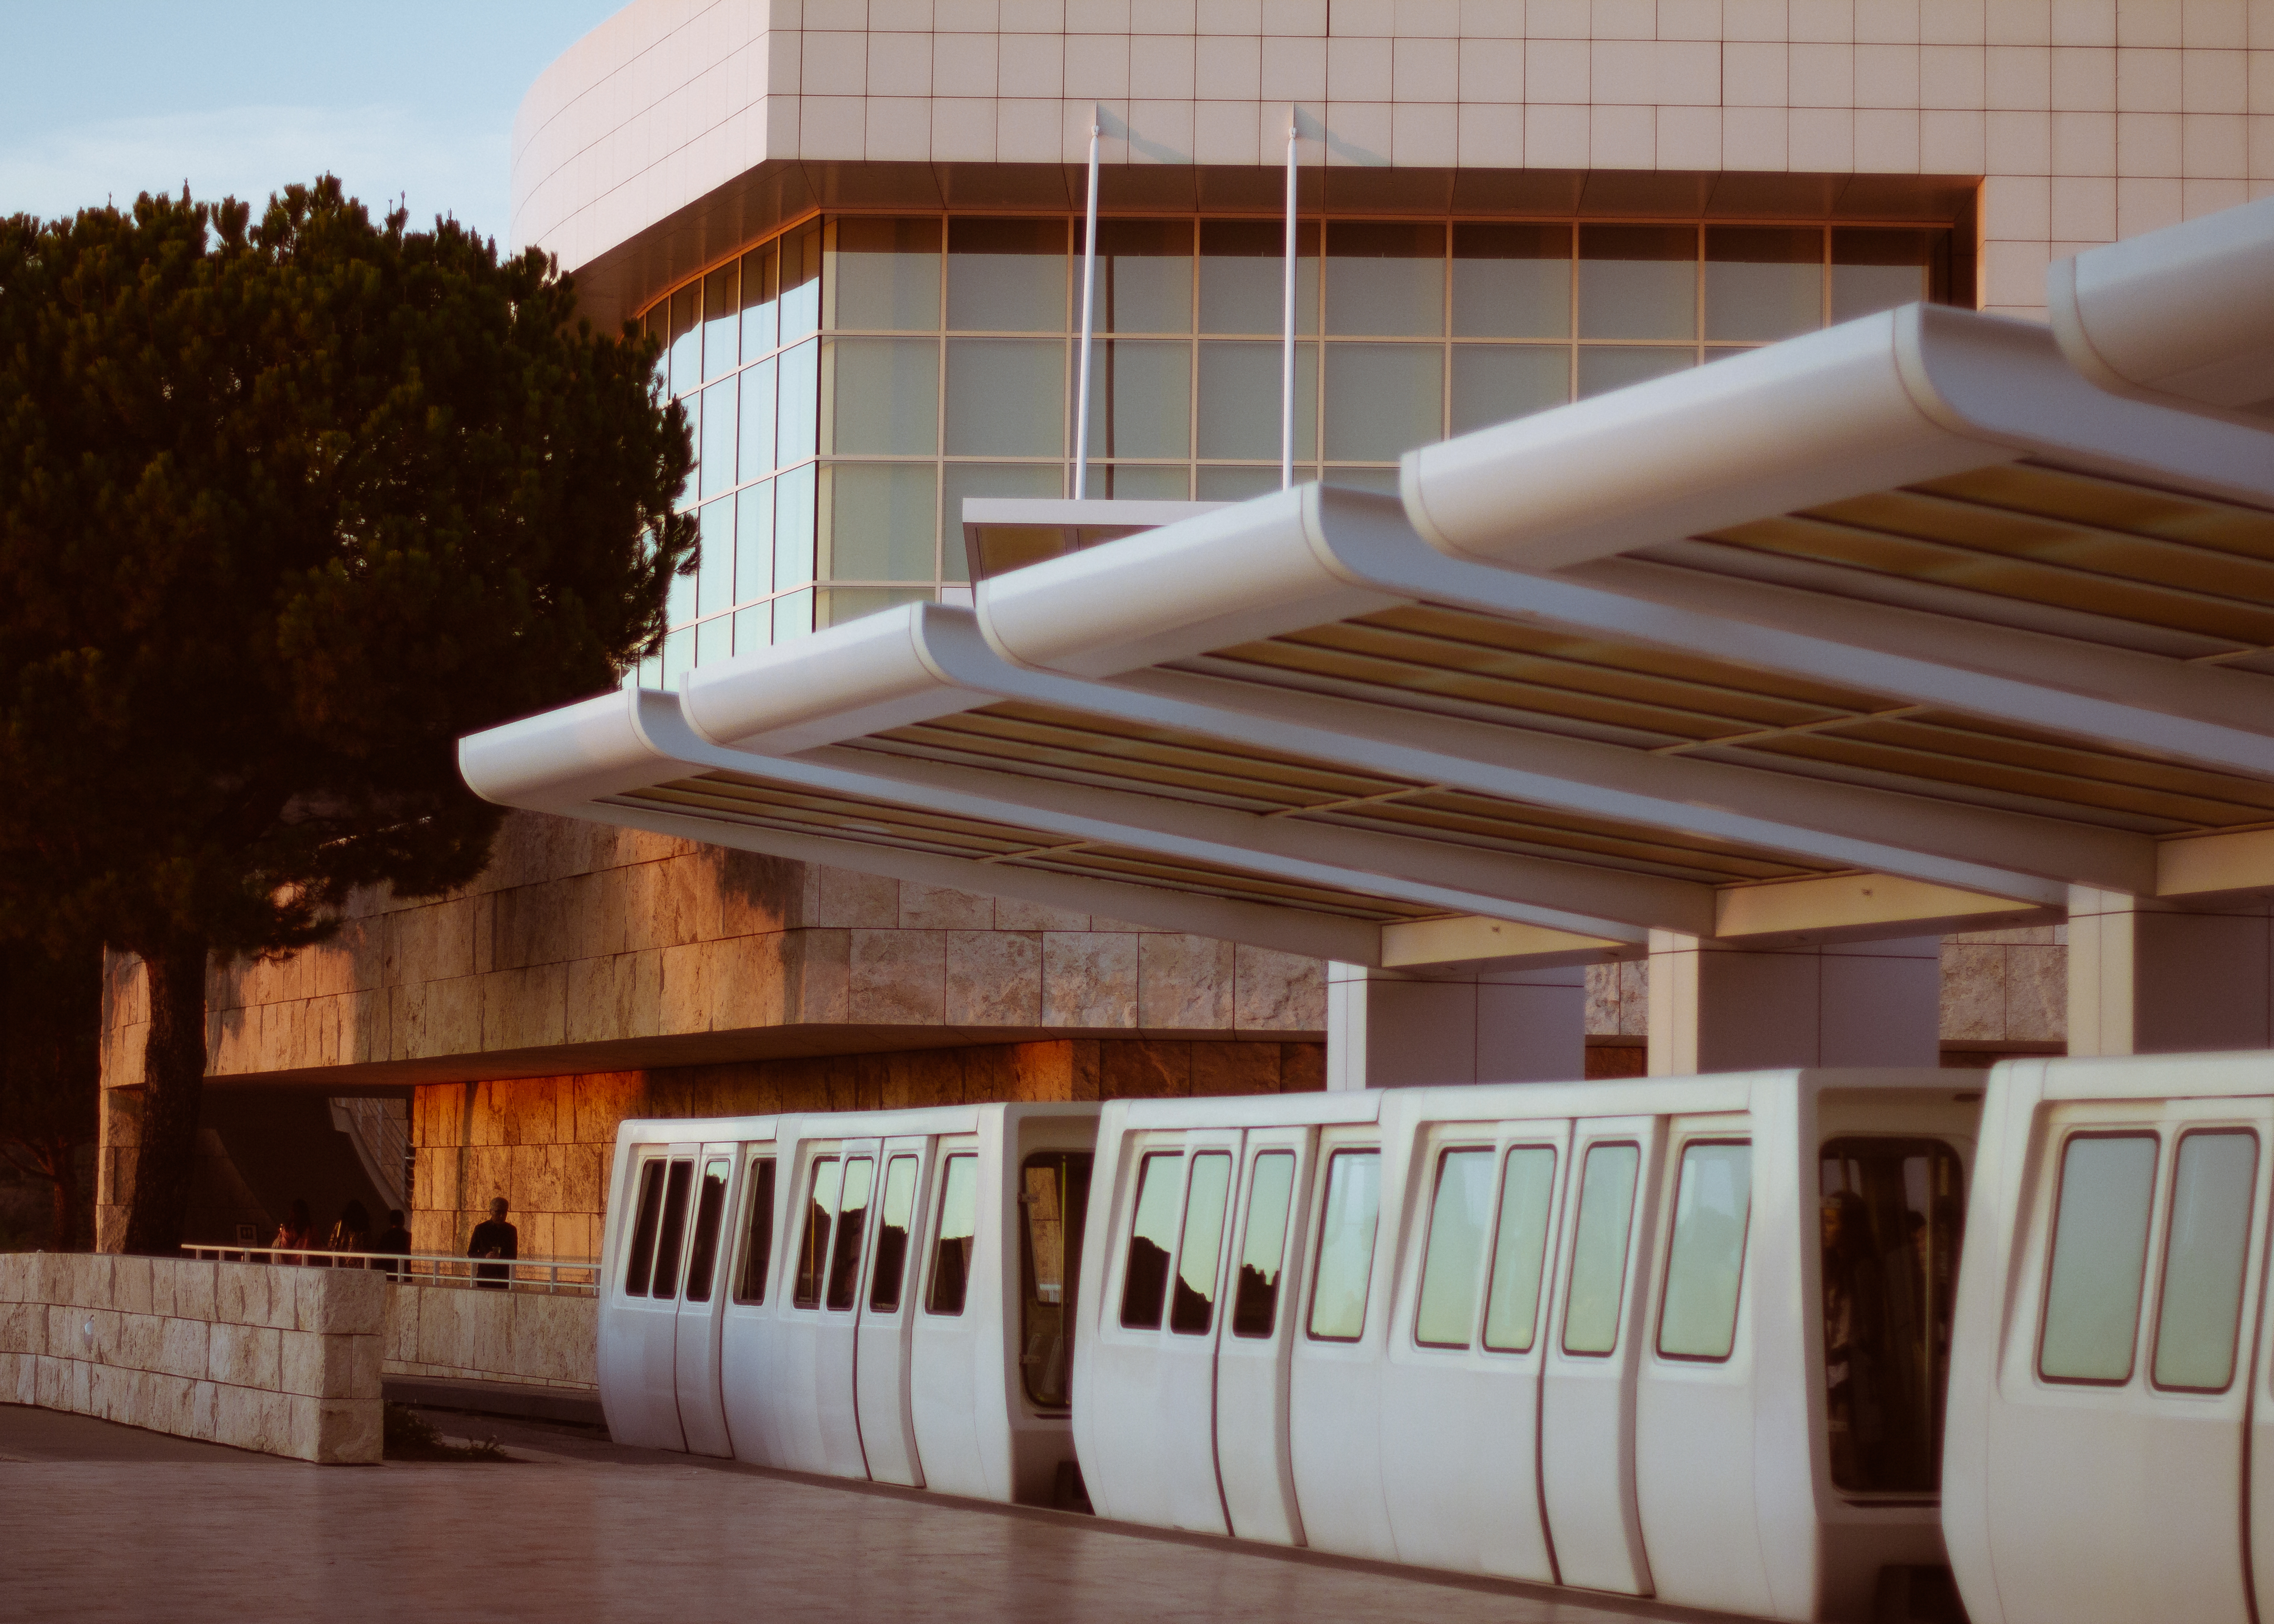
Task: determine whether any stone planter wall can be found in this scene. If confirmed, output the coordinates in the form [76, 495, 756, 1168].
[0, 1253, 381, 1463]
[382, 1281, 596, 1391]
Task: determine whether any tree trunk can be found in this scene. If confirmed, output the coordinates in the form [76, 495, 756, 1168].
[122, 937, 209, 1256]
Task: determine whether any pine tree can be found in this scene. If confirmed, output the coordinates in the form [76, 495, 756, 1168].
[0, 179, 694, 1252]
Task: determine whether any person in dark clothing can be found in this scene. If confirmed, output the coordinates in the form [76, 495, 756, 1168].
[468, 1196, 518, 1289]
[327, 1199, 371, 1265]
[374, 1209, 413, 1281]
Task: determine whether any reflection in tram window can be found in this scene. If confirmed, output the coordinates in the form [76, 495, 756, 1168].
[1308, 1149, 1383, 1342]
[1019, 1152, 1094, 1408]
[683, 1157, 734, 1303]
[649, 1160, 697, 1301]
[1562, 1142, 1640, 1356]
[2038, 1133, 2156, 1387]
[1171, 1153, 1233, 1335]
[925, 1153, 979, 1315]
[1231, 1151, 1296, 1338]
[2153, 1130, 2258, 1392]
[623, 1159, 667, 1297]
[1415, 1148, 1495, 1348]
[794, 1156, 843, 1308]
[870, 1155, 919, 1313]
[1482, 1147, 1557, 1352]
[1121, 1152, 1184, 1330]
[827, 1157, 875, 1311]
[1821, 1136, 1966, 1493]
[733, 1158, 777, 1304]
[1659, 1141, 1753, 1361]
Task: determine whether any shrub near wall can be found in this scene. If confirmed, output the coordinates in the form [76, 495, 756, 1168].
[0, 1253, 382, 1463]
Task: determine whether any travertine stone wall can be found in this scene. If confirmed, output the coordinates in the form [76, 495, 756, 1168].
[409, 1036, 1324, 1259]
[0, 1253, 382, 1464]
[384, 1282, 596, 1392]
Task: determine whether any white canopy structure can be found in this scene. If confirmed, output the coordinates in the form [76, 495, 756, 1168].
[464, 198, 2274, 995]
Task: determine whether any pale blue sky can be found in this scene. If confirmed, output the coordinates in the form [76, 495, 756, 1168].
[3, 1, 628, 244]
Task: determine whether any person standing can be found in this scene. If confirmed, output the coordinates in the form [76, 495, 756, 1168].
[271, 1197, 314, 1266]
[467, 1196, 518, 1290]
[327, 1199, 371, 1265]
[374, 1208, 414, 1280]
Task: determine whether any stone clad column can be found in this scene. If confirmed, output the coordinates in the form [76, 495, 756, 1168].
[1325, 962, 1586, 1089]
[2067, 887, 2274, 1056]
[1645, 931, 1942, 1076]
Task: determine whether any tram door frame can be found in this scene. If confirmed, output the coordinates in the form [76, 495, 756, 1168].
[1539, 1113, 1665, 1597]
[670, 1142, 745, 1458]
[853, 1135, 934, 1487]
[608, 1140, 699, 1452]
[1214, 1124, 1319, 1547]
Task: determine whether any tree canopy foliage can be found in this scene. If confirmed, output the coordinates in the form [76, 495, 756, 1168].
[0, 179, 694, 1250]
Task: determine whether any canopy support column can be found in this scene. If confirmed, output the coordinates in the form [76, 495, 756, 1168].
[2068, 886, 2274, 1055]
[1325, 961, 1585, 1089]
[1647, 933, 1942, 1074]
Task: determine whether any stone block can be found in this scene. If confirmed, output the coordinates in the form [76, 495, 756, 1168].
[1101, 1039, 1192, 1098]
[817, 866, 901, 927]
[0, 1352, 28, 1405]
[1043, 932, 1140, 1028]
[117, 1310, 163, 1370]
[209, 1321, 282, 1389]
[899, 882, 995, 930]
[1233, 946, 1325, 1030]
[1192, 1042, 1281, 1096]
[147, 1260, 176, 1319]
[214, 1260, 270, 1328]
[298, 1266, 385, 1335]
[189, 1380, 219, 1441]
[281, 1329, 362, 1399]
[1940, 943, 2007, 1040]
[2009, 945, 2068, 1042]
[467, 1289, 516, 1377]
[173, 1258, 217, 1322]
[210, 1382, 270, 1454]
[157, 1316, 210, 1380]
[0, 1301, 42, 1356]
[416, 1286, 471, 1370]
[512, 1294, 599, 1388]
[0, 1252, 28, 1304]
[35, 1353, 70, 1410]
[313, 1397, 382, 1464]
[849, 930, 946, 1024]
[1138, 935, 1236, 1030]
[351, 1332, 382, 1396]
[944, 930, 1043, 1026]
[994, 897, 1090, 932]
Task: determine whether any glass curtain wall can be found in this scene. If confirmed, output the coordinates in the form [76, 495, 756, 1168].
[635, 213, 1950, 684]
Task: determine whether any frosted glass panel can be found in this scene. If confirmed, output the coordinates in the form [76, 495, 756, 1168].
[2153, 1130, 2256, 1392]
[1307, 1149, 1380, 1342]
[1658, 1141, 1752, 1360]
[1171, 1152, 1232, 1335]
[1200, 219, 1317, 335]
[1483, 1147, 1557, 1353]
[823, 463, 937, 581]
[1579, 225, 1695, 341]
[831, 217, 941, 331]
[1415, 1148, 1495, 1348]
[1563, 1142, 1640, 1356]
[1706, 227, 1823, 342]
[945, 339, 1065, 456]
[1324, 343, 1442, 461]
[1098, 219, 1193, 334]
[2040, 1133, 2158, 1382]
[1325, 221, 1444, 337]
[1084, 339, 1191, 461]
[1452, 344, 1569, 433]
[948, 218, 1066, 331]
[1453, 223, 1572, 339]
[1197, 341, 1316, 461]
[1579, 346, 1695, 398]
[827, 338, 939, 455]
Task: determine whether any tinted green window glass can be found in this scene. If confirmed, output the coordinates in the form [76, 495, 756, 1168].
[666, 529, 698, 628]
[1171, 1152, 1232, 1335]
[774, 464, 817, 589]
[1705, 227, 1822, 343]
[1307, 1149, 1381, 1342]
[740, 244, 779, 358]
[703, 263, 740, 381]
[774, 587, 814, 641]
[696, 615, 733, 667]
[831, 217, 942, 331]
[1579, 225, 1695, 341]
[780, 223, 822, 343]
[669, 284, 702, 396]
[948, 217, 1066, 331]
[1482, 1146, 1557, 1352]
[1230, 1151, 1296, 1339]
[1084, 339, 1191, 461]
[1563, 1142, 1640, 1356]
[822, 463, 937, 581]
[1578, 346, 1695, 398]
[1832, 228, 1945, 321]
[825, 1156, 873, 1312]
[1658, 1141, 1752, 1360]
[1323, 343, 1442, 462]
[1197, 341, 1316, 461]
[683, 1156, 732, 1302]
[776, 340, 820, 466]
[1200, 219, 1317, 335]
[1451, 344, 1569, 434]
[2153, 1130, 2256, 1392]
[1453, 223, 1571, 338]
[734, 601, 772, 651]
[1415, 1148, 1495, 1348]
[826, 337, 939, 456]
[794, 1156, 841, 1309]
[945, 340, 1065, 456]
[1121, 1152, 1183, 1330]
[925, 1152, 979, 1315]
[734, 483, 775, 605]
[739, 358, 777, 481]
[700, 377, 739, 499]
[661, 625, 695, 686]
[622, 1159, 667, 1297]
[1326, 221, 1445, 337]
[1098, 219, 1193, 334]
[2040, 1133, 2158, 1382]
[732, 1158, 776, 1304]
[697, 497, 735, 617]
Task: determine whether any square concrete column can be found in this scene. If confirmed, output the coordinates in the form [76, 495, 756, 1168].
[2068, 887, 2274, 1056]
[1325, 961, 1586, 1090]
[1646, 931, 1942, 1076]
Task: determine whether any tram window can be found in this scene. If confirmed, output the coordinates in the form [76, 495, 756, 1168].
[2039, 1132, 2157, 1385]
[794, 1156, 843, 1309]
[1821, 1136, 1966, 1493]
[1482, 1147, 1557, 1352]
[682, 1157, 733, 1303]
[1171, 1153, 1233, 1335]
[826, 1157, 875, 1311]
[1308, 1149, 1382, 1342]
[925, 1153, 979, 1315]
[622, 1159, 667, 1297]
[732, 1158, 777, 1304]
[1658, 1141, 1752, 1361]
[1121, 1152, 1184, 1330]
[1231, 1151, 1297, 1338]
[870, 1155, 919, 1313]
[1415, 1148, 1495, 1349]
[650, 1159, 696, 1301]
[1019, 1152, 1093, 1409]
[2153, 1129, 2258, 1393]
[1562, 1142, 1640, 1356]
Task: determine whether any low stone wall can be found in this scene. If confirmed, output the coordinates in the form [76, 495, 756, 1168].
[383, 1280, 596, 1391]
[0, 1253, 381, 1463]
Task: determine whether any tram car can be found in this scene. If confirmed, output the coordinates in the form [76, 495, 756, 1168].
[1945, 1049, 2274, 1624]
[597, 1101, 1101, 1503]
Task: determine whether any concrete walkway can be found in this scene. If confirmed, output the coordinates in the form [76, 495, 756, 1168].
[0, 1404, 1758, 1624]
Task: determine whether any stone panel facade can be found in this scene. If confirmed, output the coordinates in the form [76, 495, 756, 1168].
[384, 1282, 596, 1392]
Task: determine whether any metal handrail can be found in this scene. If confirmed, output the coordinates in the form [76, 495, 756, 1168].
[183, 1243, 598, 1296]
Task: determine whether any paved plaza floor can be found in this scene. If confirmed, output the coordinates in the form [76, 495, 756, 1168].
[0, 1403, 1755, 1624]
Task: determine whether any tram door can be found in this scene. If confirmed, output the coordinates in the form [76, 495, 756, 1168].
[606, 1142, 698, 1451]
[671, 1144, 743, 1458]
[1214, 1125, 1317, 1546]
[853, 1137, 932, 1487]
[791, 1137, 883, 1478]
[1539, 1115, 1664, 1596]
